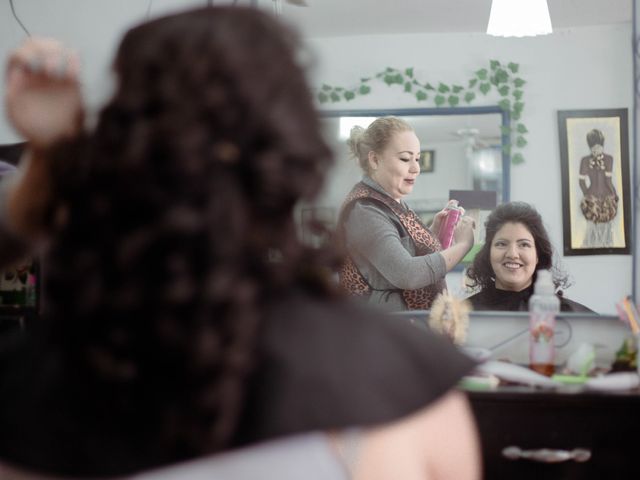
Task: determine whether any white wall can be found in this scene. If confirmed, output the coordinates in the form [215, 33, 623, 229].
[0, 0, 256, 141]
[307, 24, 633, 314]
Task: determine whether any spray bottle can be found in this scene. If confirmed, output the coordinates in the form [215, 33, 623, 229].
[529, 269, 559, 376]
[438, 203, 463, 249]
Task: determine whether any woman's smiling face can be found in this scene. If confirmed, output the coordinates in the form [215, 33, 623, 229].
[369, 130, 421, 201]
[490, 221, 538, 292]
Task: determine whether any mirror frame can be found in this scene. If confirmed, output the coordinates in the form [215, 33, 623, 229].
[633, 0, 639, 303]
[319, 105, 511, 203]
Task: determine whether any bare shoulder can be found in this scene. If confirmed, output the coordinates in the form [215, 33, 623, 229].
[349, 391, 481, 480]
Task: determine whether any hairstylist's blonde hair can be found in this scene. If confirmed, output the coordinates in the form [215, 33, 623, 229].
[346, 116, 413, 175]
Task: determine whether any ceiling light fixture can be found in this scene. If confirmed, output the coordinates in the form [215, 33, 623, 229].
[487, 0, 553, 37]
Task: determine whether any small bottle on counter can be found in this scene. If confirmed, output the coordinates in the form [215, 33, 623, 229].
[528, 269, 559, 376]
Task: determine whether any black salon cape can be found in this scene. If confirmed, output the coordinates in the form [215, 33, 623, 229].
[0, 291, 474, 477]
[467, 283, 593, 312]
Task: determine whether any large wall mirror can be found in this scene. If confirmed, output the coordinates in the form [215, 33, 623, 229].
[315, 107, 510, 228]
[0, 0, 631, 316]
[295, 2, 632, 315]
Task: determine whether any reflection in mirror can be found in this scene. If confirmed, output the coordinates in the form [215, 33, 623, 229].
[300, 107, 509, 246]
[295, 5, 634, 316]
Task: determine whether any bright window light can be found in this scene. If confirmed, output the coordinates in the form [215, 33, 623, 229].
[339, 117, 377, 140]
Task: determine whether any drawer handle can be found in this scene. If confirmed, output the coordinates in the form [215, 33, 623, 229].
[502, 446, 592, 463]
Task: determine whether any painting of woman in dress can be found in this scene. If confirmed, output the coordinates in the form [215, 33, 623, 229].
[578, 129, 618, 248]
[557, 109, 630, 256]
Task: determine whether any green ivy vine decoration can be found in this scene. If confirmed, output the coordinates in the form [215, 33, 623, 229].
[317, 59, 527, 164]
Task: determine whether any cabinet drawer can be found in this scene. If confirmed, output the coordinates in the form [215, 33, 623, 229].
[468, 390, 640, 479]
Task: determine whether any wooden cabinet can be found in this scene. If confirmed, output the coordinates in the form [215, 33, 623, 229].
[468, 388, 640, 479]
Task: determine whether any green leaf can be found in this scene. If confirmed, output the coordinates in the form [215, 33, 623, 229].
[416, 90, 428, 101]
[438, 83, 450, 93]
[321, 84, 332, 91]
[384, 74, 395, 85]
[476, 68, 488, 80]
[512, 111, 521, 121]
[435, 94, 446, 106]
[498, 85, 510, 96]
[344, 91, 356, 101]
[495, 69, 509, 83]
[359, 84, 371, 95]
[375, 72, 385, 78]
[513, 89, 524, 100]
[490, 60, 500, 70]
[516, 123, 528, 134]
[498, 98, 511, 111]
[516, 135, 528, 148]
[507, 62, 519, 74]
[412, 79, 420, 85]
[405, 68, 414, 78]
[468, 78, 478, 88]
[425, 83, 435, 90]
[452, 84, 464, 93]
[404, 81, 412, 92]
[490, 76, 498, 86]
[502, 144, 512, 155]
[513, 77, 526, 88]
[385, 67, 394, 72]
[318, 92, 328, 103]
[394, 73, 404, 84]
[479, 82, 491, 95]
[513, 101, 525, 113]
[464, 91, 476, 103]
[448, 95, 460, 106]
[335, 87, 344, 91]
[360, 77, 371, 82]
[500, 125, 512, 135]
[512, 152, 525, 164]
[330, 92, 340, 102]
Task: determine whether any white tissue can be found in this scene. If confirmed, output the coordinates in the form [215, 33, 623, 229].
[476, 361, 560, 388]
[585, 372, 640, 391]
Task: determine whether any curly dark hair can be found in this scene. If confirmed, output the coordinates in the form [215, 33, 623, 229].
[465, 201, 568, 292]
[42, 6, 333, 460]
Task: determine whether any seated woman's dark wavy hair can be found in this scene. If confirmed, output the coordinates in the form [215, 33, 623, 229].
[42, 6, 334, 461]
[465, 201, 569, 292]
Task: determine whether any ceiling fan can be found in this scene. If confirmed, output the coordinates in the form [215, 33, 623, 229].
[450, 128, 495, 156]
[270, 0, 308, 15]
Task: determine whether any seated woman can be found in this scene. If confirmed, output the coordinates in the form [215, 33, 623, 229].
[465, 202, 593, 312]
[338, 117, 475, 311]
[0, 6, 480, 479]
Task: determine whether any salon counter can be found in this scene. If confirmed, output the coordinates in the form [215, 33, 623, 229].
[466, 386, 640, 479]
[463, 312, 639, 478]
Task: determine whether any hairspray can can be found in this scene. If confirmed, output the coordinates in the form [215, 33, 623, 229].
[438, 205, 462, 249]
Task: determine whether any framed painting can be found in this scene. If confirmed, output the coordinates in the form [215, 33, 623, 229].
[557, 109, 630, 255]
[419, 149, 435, 173]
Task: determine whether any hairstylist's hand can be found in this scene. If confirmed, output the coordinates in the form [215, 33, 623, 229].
[453, 215, 475, 250]
[5, 38, 82, 148]
[430, 199, 465, 235]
